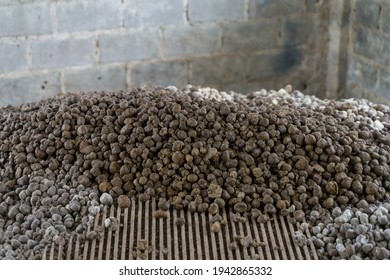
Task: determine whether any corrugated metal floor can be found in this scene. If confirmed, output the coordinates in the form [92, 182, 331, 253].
[42, 199, 318, 260]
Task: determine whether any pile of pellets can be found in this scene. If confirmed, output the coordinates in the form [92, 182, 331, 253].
[1, 85, 390, 260]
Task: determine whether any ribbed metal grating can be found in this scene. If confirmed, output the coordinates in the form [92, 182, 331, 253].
[42, 198, 318, 260]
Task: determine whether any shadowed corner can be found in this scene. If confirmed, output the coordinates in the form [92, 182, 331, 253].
[275, 43, 301, 75]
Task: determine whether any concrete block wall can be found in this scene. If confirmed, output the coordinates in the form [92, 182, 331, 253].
[0, 0, 330, 107]
[344, 0, 390, 104]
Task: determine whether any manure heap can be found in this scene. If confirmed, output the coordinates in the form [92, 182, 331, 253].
[1, 85, 390, 260]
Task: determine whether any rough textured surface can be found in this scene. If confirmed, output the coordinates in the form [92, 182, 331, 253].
[1, 86, 390, 259]
[309, 203, 390, 260]
[162, 25, 221, 57]
[3, 0, 390, 107]
[188, 0, 245, 22]
[0, 73, 61, 105]
[0, 42, 27, 74]
[0, 0, 330, 107]
[63, 67, 127, 93]
[124, 0, 185, 28]
[99, 31, 160, 63]
[248, 0, 303, 18]
[221, 20, 280, 52]
[31, 38, 95, 69]
[345, 0, 390, 105]
[354, 0, 381, 29]
[130, 61, 188, 88]
[0, 3, 52, 37]
[56, 0, 120, 32]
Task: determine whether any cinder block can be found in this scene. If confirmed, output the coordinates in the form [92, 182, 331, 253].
[222, 20, 280, 52]
[248, 49, 304, 82]
[63, 67, 127, 93]
[99, 31, 159, 63]
[31, 38, 95, 69]
[0, 4, 52, 37]
[249, 0, 303, 18]
[162, 24, 220, 58]
[188, 0, 245, 23]
[248, 53, 279, 81]
[354, 0, 380, 29]
[57, 0, 120, 32]
[130, 60, 188, 87]
[378, 69, 390, 99]
[383, 5, 390, 34]
[124, 0, 185, 28]
[0, 42, 27, 73]
[0, 73, 61, 107]
[381, 36, 390, 66]
[344, 85, 365, 100]
[352, 28, 382, 62]
[190, 56, 246, 86]
[347, 57, 378, 91]
[283, 17, 315, 46]
[305, 0, 317, 13]
[0, 1, 15, 5]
